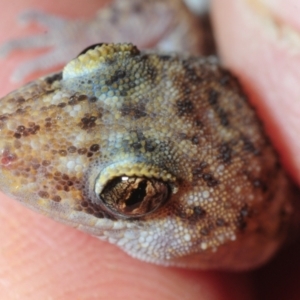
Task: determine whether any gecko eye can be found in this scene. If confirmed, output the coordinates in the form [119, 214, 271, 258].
[98, 176, 170, 218]
[77, 43, 105, 57]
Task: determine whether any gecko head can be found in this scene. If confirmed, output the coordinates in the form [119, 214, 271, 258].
[0, 43, 294, 270]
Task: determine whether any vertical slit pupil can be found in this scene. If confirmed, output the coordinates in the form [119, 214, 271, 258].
[125, 179, 147, 208]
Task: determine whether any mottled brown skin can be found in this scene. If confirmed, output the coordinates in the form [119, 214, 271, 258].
[0, 44, 295, 270]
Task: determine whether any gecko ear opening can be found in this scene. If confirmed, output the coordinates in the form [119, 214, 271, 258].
[98, 176, 171, 218]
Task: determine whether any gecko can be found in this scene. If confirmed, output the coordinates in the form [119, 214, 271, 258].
[0, 1, 297, 270]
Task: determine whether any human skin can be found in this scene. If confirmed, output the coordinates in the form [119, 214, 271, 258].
[0, 0, 299, 299]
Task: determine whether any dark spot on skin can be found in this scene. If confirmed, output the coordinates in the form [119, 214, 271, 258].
[38, 191, 49, 198]
[68, 146, 77, 153]
[86, 208, 93, 214]
[56, 185, 63, 191]
[78, 148, 87, 155]
[17, 97, 25, 105]
[62, 174, 69, 180]
[125, 46, 144, 59]
[90, 144, 100, 152]
[16, 108, 25, 115]
[182, 87, 191, 96]
[31, 161, 40, 170]
[194, 119, 203, 127]
[218, 144, 232, 164]
[14, 124, 40, 138]
[121, 130, 148, 152]
[145, 140, 156, 152]
[208, 89, 219, 106]
[191, 136, 199, 145]
[77, 198, 111, 219]
[192, 162, 209, 179]
[184, 66, 200, 82]
[78, 95, 88, 102]
[45, 72, 62, 85]
[160, 55, 172, 61]
[87, 152, 94, 157]
[241, 136, 260, 155]
[58, 102, 67, 108]
[128, 81, 136, 89]
[132, 142, 142, 150]
[42, 160, 51, 166]
[80, 116, 97, 129]
[17, 125, 25, 132]
[236, 205, 250, 230]
[120, 90, 128, 97]
[178, 132, 187, 140]
[14, 133, 21, 139]
[219, 72, 231, 86]
[176, 99, 194, 116]
[207, 89, 230, 126]
[81, 201, 89, 208]
[59, 150, 67, 156]
[52, 195, 61, 202]
[105, 70, 127, 85]
[218, 69, 244, 95]
[217, 108, 230, 126]
[202, 173, 219, 187]
[200, 227, 210, 236]
[68, 95, 79, 106]
[0, 114, 8, 122]
[147, 65, 158, 81]
[104, 53, 119, 66]
[7, 98, 15, 103]
[54, 171, 61, 177]
[44, 89, 56, 95]
[253, 179, 267, 192]
[216, 218, 226, 227]
[121, 102, 147, 119]
[269, 206, 290, 237]
[136, 130, 145, 141]
[89, 96, 98, 103]
[193, 206, 206, 218]
[183, 63, 200, 82]
[45, 121, 52, 128]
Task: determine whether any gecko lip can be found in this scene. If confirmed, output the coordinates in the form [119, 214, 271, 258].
[98, 175, 171, 218]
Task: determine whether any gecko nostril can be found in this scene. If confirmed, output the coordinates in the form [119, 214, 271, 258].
[98, 176, 171, 218]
